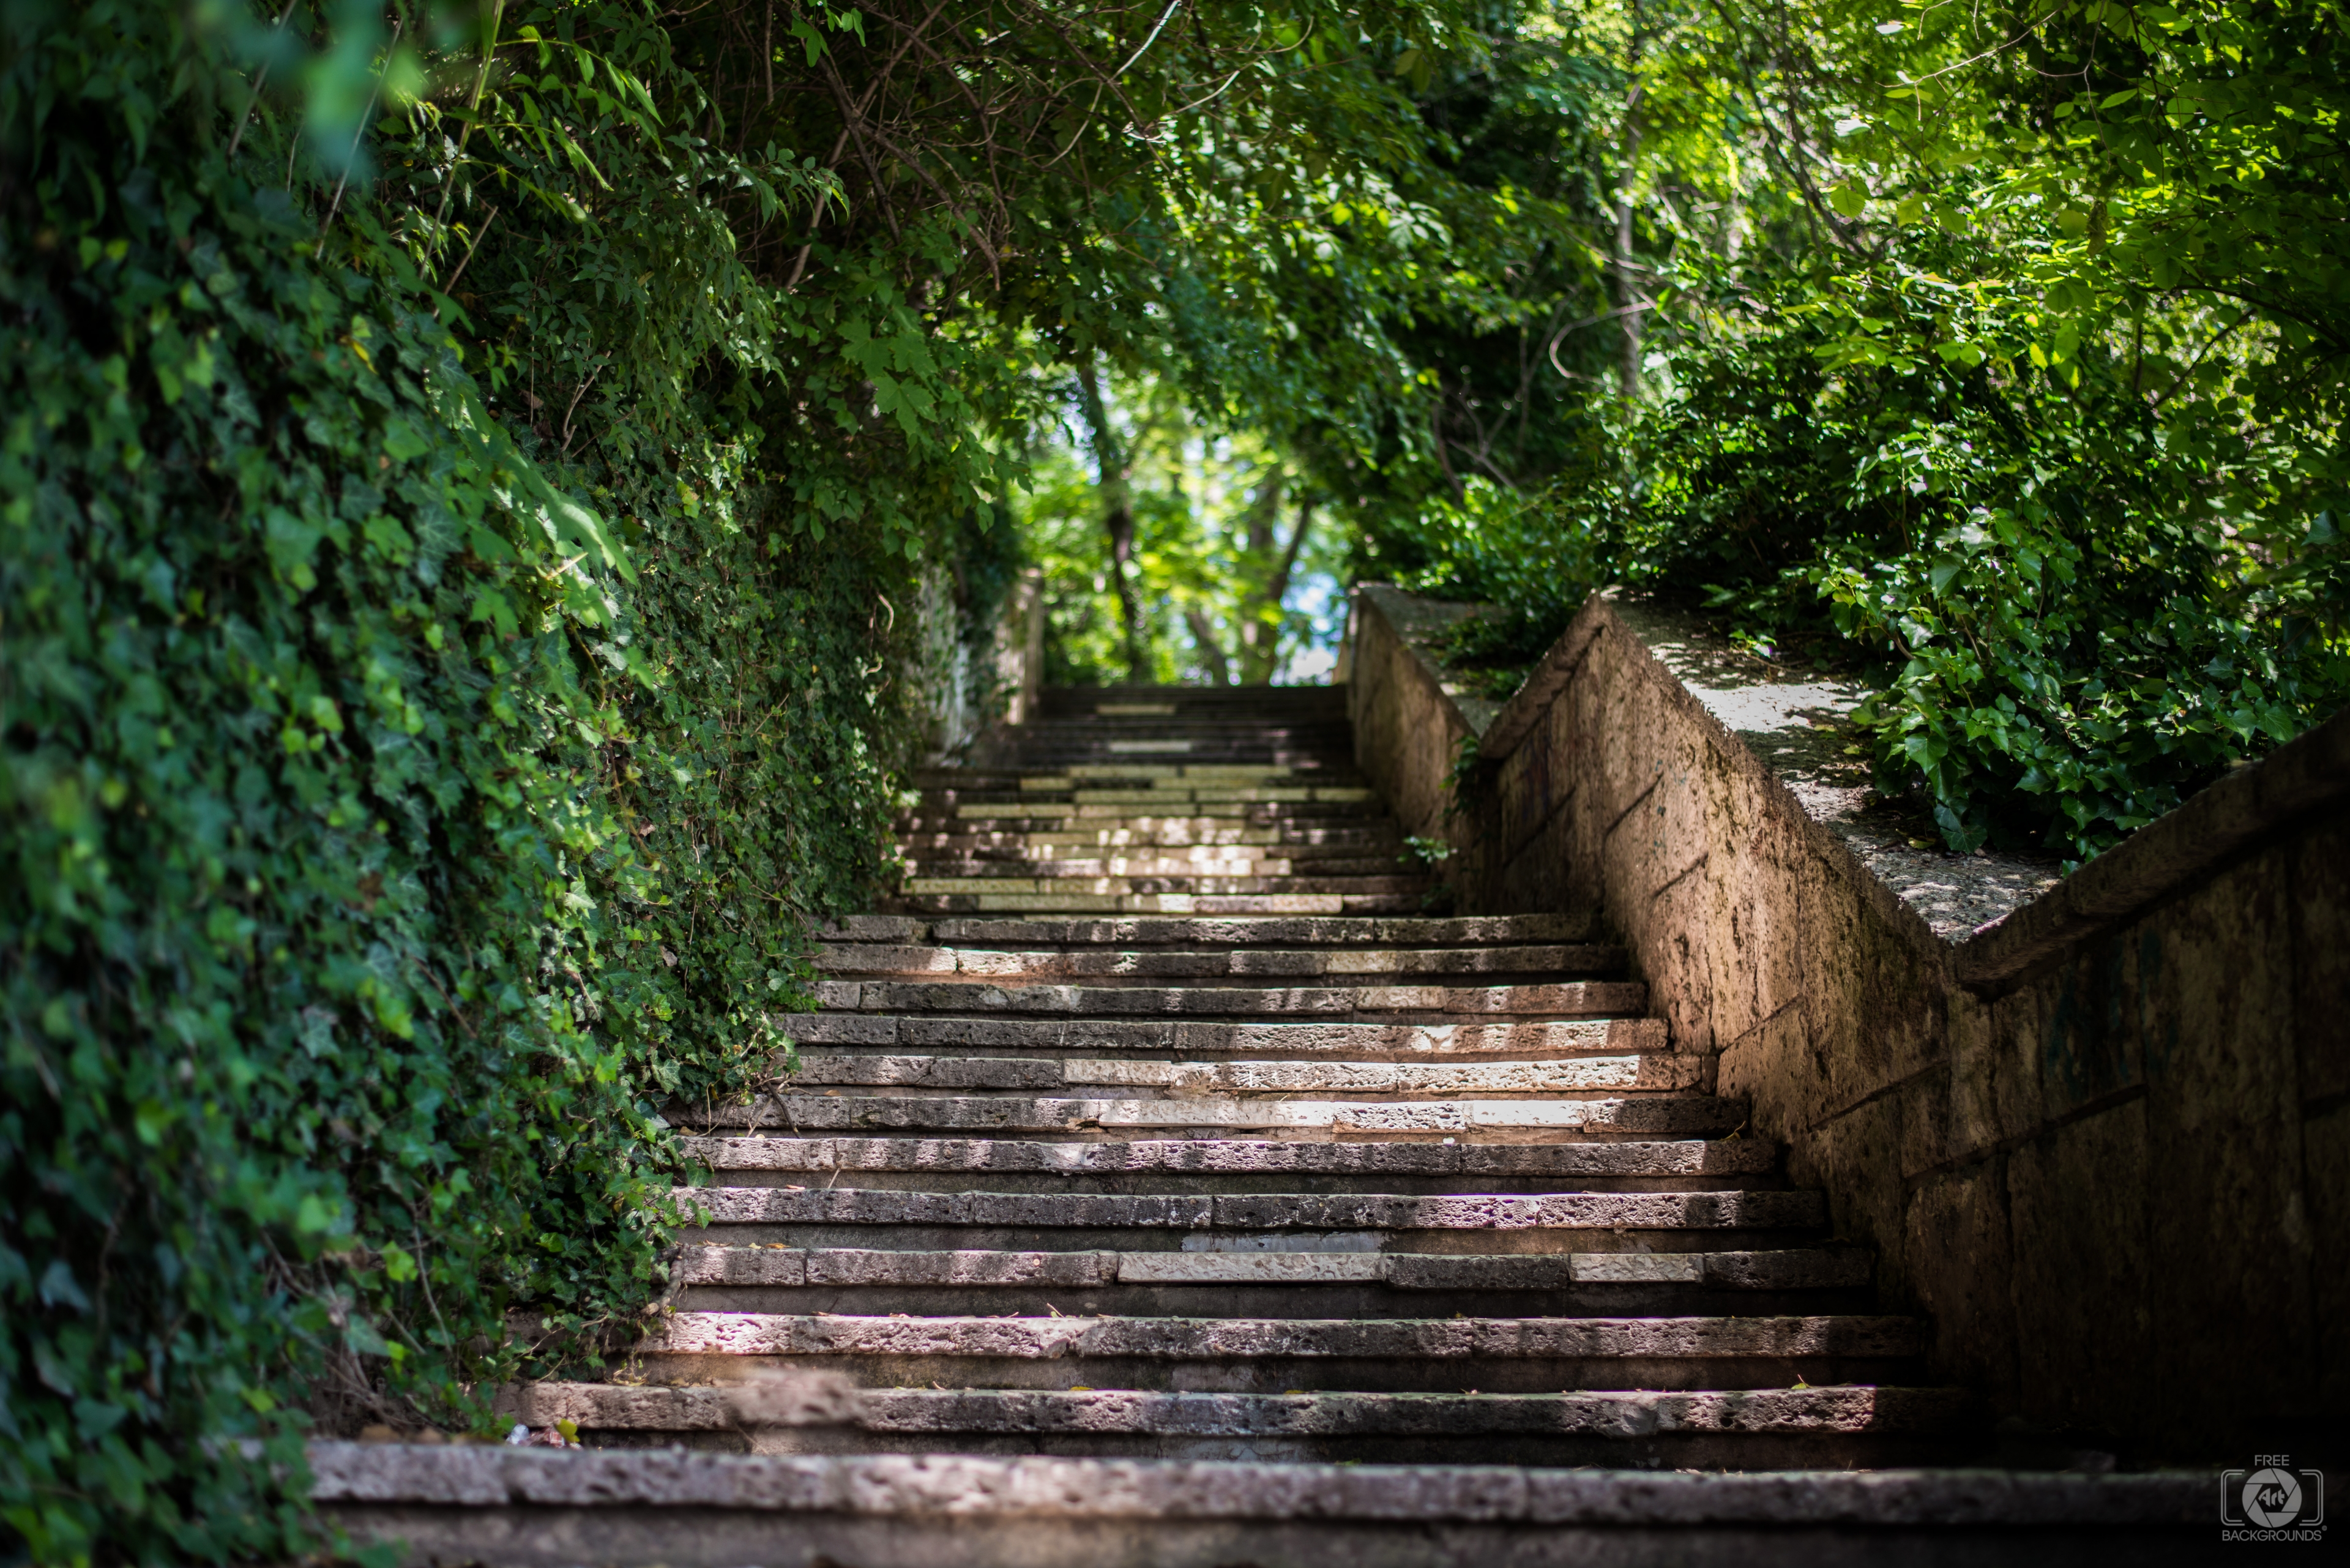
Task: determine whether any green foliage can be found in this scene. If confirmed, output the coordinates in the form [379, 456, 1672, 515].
[1381, 1, 2350, 862]
[0, 4, 918, 1561]
[4, 3, 1536, 1561]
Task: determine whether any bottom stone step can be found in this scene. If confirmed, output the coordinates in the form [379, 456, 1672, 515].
[313, 1445, 2220, 1568]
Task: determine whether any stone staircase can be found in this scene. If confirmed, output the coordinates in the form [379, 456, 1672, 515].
[324, 685, 2218, 1562]
[502, 685, 1984, 1469]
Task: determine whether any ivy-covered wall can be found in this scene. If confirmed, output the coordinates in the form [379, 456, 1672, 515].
[0, 5, 941, 1561]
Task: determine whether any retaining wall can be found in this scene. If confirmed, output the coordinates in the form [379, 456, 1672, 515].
[1346, 583, 2349, 1460]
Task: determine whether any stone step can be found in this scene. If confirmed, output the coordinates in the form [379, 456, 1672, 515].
[788, 1055, 1703, 1096]
[812, 981, 1647, 1018]
[692, 1092, 1745, 1138]
[670, 1247, 1870, 1321]
[313, 1444, 2217, 1568]
[494, 1383, 1985, 1466]
[1042, 786, 1378, 805]
[899, 875, 1428, 897]
[611, 1313, 1924, 1396]
[682, 1136, 1777, 1182]
[814, 943, 1627, 980]
[824, 914, 1602, 947]
[674, 1247, 1872, 1292]
[905, 856, 1407, 878]
[675, 1187, 1822, 1234]
[946, 801, 1388, 822]
[888, 892, 1431, 916]
[900, 847, 1408, 869]
[900, 826, 1402, 850]
[995, 765, 1365, 785]
[641, 1309, 1919, 1355]
[897, 825, 1391, 850]
[684, 1134, 1772, 1175]
[788, 1014, 1666, 1056]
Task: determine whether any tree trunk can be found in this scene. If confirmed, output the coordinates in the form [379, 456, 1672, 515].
[1184, 608, 1231, 684]
[1615, 117, 1644, 402]
[1074, 363, 1147, 681]
[1237, 497, 1312, 685]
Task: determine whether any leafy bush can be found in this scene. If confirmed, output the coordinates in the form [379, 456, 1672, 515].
[4, 2, 1518, 1559]
[1400, 244, 2349, 860]
[1381, 1, 2350, 864]
[0, 4, 914, 1560]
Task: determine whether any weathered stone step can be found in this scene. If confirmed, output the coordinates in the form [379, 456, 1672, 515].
[888, 823, 1381, 846]
[1048, 786, 1378, 805]
[947, 801, 1387, 822]
[906, 855, 1405, 878]
[677, 1187, 1821, 1233]
[502, 1383, 1983, 1465]
[313, 1443, 2218, 1568]
[670, 1248, 1868, 1320]
[890, 892, 1428, 916]
[920, 763, 1352, 784]
[1004, 768, 1365, 787]
[813, 981, 1646, 1018]
[900, 875, 1427, 898]
[694, 1092, 1744, 1137]
[633, 1311, 1915, 1357]
[906, 824, 1400, 848]
[616, 1313, 1922, 1395]
[789, 1015, 1664, 1055]
[788, 1054, 1701, 1096]
[827, 913, 1603, 946]
[673, 1247, 1870, 1292]
[909, 845, 1325, 865]
[815, 943, 1627, 980]
[682, 1136, 1775, 1181]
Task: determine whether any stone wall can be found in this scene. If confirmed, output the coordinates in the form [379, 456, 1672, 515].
[917, 565, 1044, 758]
[1346, 583, 2349, 1460]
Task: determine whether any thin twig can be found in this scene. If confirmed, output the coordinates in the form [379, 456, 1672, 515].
[429, 0, 508, 247]
[226, 0, 299, 160]
[559, 359, 609, 457]
[319, 15, 405, 236]
[436, 203, 498, 301]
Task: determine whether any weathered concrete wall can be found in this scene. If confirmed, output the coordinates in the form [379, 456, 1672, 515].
[1348, 584, 2349, 1461]
[919, 565, 1045, 756]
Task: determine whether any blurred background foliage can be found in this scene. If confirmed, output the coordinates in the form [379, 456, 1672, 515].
[1349, 0, 2349, 861]
[1, 1, 2343, 1561]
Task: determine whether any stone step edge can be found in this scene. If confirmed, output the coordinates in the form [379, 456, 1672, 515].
[486, 1384, 1984, 1439]
[309, 1444, 2211, 1526]
[671, 1246, 1869, 1290]
[813, 944, 1627, 977]
[786, 1053, 1701, 1094]
[693, 1094, 1745, 1132]
[788, 1016, 1668, 1055]
[673, 1187, 1821, 1229]
[680, 1136, 1778, 1176]
[886, 895, 1428, 916]
[819, 915, 1603, 945]
[628, 1312, 1921, 1359]
[813, 981, 1646, 1017]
